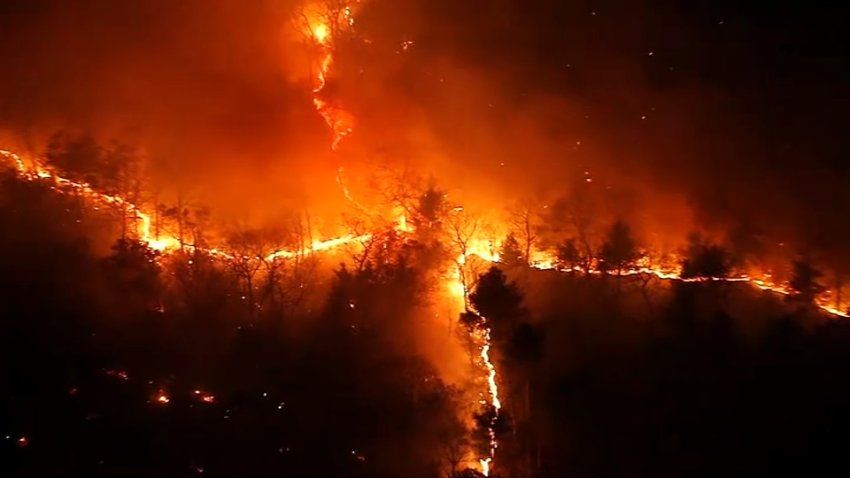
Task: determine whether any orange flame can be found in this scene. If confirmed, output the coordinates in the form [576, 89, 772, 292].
[305, 5, 356, 151]
[450, 244, 503, 475]
[155, 388, 170, 404]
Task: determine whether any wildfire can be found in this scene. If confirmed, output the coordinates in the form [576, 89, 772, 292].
[522, 254, 849, 319]
[311, 23, 330, 45]
[4, 142, 848, 477]
[1, 5, 847, 475]
[478, 327, 500, 476]
[304, 3, 356, 151]
[0, 149, 370, 262]
[451, 245, 503, 475]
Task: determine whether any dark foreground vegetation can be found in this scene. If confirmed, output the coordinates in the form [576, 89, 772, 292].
[3, 169, 850, 478]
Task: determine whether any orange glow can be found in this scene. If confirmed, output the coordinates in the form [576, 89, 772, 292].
[523, 250, 849, 319]
[0, 149, 372, 261]
[1, 6, 848, 474]
[312, 23, 330, 45]
[10, 138, 843, 304]
[4, 142, 848, 478]
[155, 389, 170, 404]
[478, 327, 500, 475]
[450, 243, 503, 475]
[303, 5, 356, 151]
[193, 389, 216, 403]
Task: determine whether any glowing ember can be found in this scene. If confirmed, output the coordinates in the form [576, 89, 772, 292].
[312, 23, 330, 45]
[193, 389, 216, 403]
[104, 369, 129, 381]
[155, 389, 170, 404]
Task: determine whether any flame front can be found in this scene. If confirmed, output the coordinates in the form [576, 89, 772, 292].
[1, 5, 848, 475]
[450, 244, 503, 475]
[478, 328, 500, 475]
[0, 149, 366, 260]
[305, 5, 355, 151]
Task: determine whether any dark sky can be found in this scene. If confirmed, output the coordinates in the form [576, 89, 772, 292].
[0, 0, 848, 257]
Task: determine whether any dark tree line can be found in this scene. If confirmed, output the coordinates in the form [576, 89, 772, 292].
[1, 153, 471, 477]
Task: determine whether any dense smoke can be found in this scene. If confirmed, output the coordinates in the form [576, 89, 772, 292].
[0, 0, 337, 221]
[3, 2, 850, 476]
[1, 0, 848, 261]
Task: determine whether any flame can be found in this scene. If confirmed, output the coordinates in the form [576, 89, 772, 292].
[450, 243, 502, 475]
[5, 144, 848, 477]
[524, 252, 849, 319]
[2, 5, 848, 473]
[193, 389, 216, 403]
[312, 23, 330, 45]
[480, 334, 500, 411]
[305, 4, 356, 151]
[155, 389, 170, 404]
[0, 149, 368, 261]
[478, 327, 500, 475]
[1, 149, 180, 252]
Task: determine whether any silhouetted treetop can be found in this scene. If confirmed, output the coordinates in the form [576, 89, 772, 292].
[499, 233, 525, 268]
[599, 219, 641, 275]
[470, 267, 523, 320]
[45, 131, 104, 185]
[556, 237, 594, 272]
[789, 257, 825, 303]
[681, 233, 731, 279]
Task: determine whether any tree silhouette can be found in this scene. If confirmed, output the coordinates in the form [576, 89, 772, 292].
[448, 208, 483, 308]
[471, 404, 511, 463]
[499, 233, 526, 268]
[44, 131, 103, 185]
[508, 203, 538, 266]
[101, 142, 143, 240]
[412, 185, 450, 243]
[102, 238, 162, 311]
[789, 258, 825, 303]
[470, 267, 524, 344]
[680, 233, 731, 279]
[599, 219, 640, 276]
[556, 237, 592, 272]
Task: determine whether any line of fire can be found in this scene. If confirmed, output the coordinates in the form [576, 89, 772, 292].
[2, 1, 850, 477]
